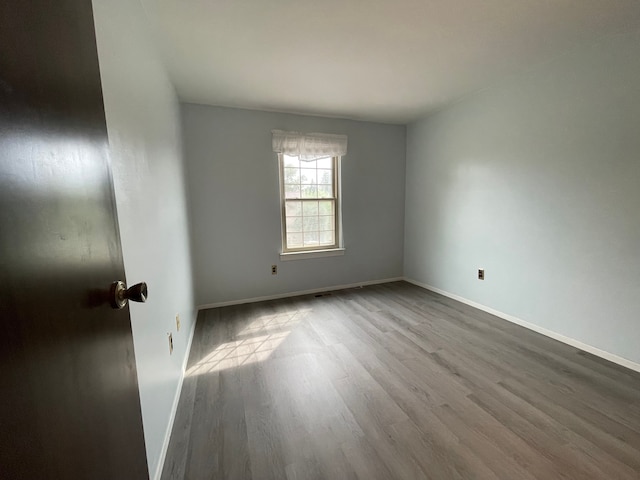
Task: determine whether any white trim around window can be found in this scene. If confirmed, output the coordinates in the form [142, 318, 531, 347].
[278, 153, 344, 258]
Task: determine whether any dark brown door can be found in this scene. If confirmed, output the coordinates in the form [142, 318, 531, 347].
[0, 1, 149, 478]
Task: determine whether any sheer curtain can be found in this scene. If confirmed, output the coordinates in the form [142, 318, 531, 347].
[272, 130, 347, 161]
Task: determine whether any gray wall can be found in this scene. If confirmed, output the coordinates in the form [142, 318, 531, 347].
[182, 105, 406, 306]
[405, 32, 640, 364]
[93, 1, 195, 478]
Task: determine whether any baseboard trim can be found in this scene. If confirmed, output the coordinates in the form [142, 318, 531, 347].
[197, 277, 405, 311]
[153, 314, 198, 480]
[403, 277, 640, 374]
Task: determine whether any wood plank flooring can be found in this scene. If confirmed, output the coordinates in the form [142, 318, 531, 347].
[161, 281, 640, 480]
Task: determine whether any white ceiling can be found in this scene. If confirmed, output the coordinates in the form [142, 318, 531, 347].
[141, 0, 640, 124]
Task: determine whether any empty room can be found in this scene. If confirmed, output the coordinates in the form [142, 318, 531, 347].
[2, 0, 640, 479]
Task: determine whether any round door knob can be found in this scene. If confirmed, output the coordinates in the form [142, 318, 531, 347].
[110, 281, 148, 309]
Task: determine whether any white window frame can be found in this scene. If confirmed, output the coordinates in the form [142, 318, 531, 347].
[278, 154, 344, 260]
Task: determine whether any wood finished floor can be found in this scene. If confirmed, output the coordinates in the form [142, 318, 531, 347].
[161, 281, 640, 480]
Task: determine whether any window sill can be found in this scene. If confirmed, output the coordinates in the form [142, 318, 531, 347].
[280, 248, 345, 261]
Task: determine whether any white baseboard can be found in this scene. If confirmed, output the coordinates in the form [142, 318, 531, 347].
[403, 277, 640, 374]
[153, 314, 198, 480]
[197, 277, 404, 311]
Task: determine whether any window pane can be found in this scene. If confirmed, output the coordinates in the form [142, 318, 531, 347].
[318, 200, 334, 215]
[285, 201, 302, 216]
[285, 184, 300, 199]
[317, 169, 332, 185]
[287, 233, 303, 248]
[281, 155, 339, 251]
[319, 231, 334, 245]
[316, 157, 332, 169]
[284, 167, 300, 184]
[318, 185, 333, 198]
[303, 232, 319, 246]
[303, 216, 319, 232]
[283, 155, 299, 168]
[301, 185, 318, 198]
[302, 201, 318, 216]
[286, 216, 302, 233]
[300, 168, 316, 185]
[319, 215, 334, 231]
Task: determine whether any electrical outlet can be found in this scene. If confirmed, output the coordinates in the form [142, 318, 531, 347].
[176, 314, 180, 332]
[271, 264, 277, 275]
[168, 333, 173, 354]
[478, 269, 485, 280]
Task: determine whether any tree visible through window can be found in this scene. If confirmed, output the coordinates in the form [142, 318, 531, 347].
[280, 154, 339, 251]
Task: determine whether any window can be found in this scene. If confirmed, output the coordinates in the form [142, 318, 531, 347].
[279, 154, 340, 252]
[272, 129, 347, 258]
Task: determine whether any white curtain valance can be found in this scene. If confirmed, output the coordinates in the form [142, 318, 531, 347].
[272, 130, 347, 161]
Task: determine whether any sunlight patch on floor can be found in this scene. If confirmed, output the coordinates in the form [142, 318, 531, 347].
[238, 309, 310, 337]
[186, 308, 310, 376]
